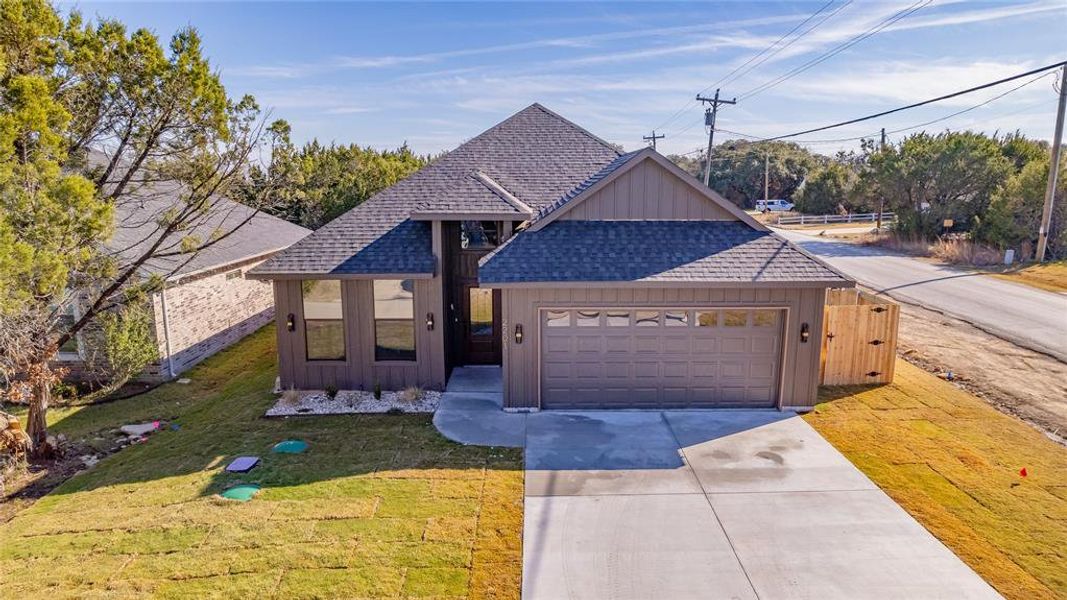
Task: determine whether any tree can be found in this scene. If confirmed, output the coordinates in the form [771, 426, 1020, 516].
[794, 162, 857, 215]
[999, 131, 1048, 173]
[251, 128, 427, 229]
[0, 0, 283, 453]
[698, 139, 819, 209]
[975, 154, 1067, 259]
[860, 131, 1013, 238]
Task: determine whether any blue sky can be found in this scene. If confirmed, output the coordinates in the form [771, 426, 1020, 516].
[62, 1, 1065, 157]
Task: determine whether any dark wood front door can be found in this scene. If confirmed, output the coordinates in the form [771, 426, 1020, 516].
[443, 221, 505, 367]
[459, 282, 501, 365]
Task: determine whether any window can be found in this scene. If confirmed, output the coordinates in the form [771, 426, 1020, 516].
[460, 221, 499, 249]
[303, 280, 345, 361]
[576, 310, 600, 326]
[753, 310, 778, 327]
[605, 311, 630, 326]
[374, 279, 416, 361]
[545, 311, 570, 327]
[635, 311, 660, 327]
[723, 310, 749, 327]
[469, 288, 493, 337]
[696, 311, 719, 327]
[664, 311, 689, 327]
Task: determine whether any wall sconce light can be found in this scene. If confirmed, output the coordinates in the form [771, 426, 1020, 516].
[800, 322, 810, 343]
[514, 324, 524, 344]
[286, 313, 295, 332]
[426, 312, 435, 331]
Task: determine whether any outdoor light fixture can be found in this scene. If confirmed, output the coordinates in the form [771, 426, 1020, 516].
[514, 324, 524, 344]
[286, 313, 295, 332]
[426, 312, 435, 331]
[800, 322, 810, 343]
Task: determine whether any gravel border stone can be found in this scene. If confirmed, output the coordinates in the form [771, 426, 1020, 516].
[266, 389, 442, 416]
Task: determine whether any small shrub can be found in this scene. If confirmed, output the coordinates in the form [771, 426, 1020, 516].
[281, 388, 300, 406]
[324, 385, 338, 400]
[398, 386, 423, 403]
[930, 237, 1001, 266]
[373, 381, 382, 400]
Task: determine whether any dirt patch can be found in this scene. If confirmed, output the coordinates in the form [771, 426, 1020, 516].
[891, 299, 1067, 444]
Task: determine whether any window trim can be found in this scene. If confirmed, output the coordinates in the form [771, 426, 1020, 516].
[302, 280, 346, 362]
[373, 279, 417, 363]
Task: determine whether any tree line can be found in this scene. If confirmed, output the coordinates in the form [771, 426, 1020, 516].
[0, 0, 421, 454]
[669, 130, 1065, 259]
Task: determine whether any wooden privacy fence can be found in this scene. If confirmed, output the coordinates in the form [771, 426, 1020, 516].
[821, 289, 899, 385]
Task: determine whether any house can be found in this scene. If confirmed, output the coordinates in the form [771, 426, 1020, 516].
[248, 104, 853, 411]
[61, 192, 310, 383]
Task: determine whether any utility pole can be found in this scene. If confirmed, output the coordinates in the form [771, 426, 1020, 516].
[643, 130, 665, 150]
[877, 127, 887, 230]
[697, 89, 736, 186]
[764, 152, 770, 202]
[1037, 65, 1067, 262]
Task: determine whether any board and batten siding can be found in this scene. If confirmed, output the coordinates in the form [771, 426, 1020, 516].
[560, 158, 736, 221]
[500, 286, 827, 411]
[273, 277, 446, 391]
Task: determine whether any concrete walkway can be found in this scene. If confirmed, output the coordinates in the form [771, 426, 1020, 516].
[434, 373, 1001, 599]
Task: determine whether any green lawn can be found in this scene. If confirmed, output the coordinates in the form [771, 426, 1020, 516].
[806, 360, 1067, 600]
[0, 327, 523, 599]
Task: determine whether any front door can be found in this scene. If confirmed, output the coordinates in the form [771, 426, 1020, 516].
[461, 282, 501, 364]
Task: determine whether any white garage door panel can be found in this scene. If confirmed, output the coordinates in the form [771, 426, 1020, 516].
[540, 308, 783, 409]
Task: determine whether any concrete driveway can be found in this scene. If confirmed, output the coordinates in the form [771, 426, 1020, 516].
[435, 385, 1000, 599]
[773, 227, 1067, 362]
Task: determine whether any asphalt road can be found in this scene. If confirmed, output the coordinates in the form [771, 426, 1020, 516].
[774, 228, 1067, 363]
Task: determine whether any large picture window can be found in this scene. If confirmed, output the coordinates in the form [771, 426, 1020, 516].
[374, 279, 416, 361]
[302, 280, 345, 361]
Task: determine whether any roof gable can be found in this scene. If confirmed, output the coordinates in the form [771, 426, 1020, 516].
[249, 103, 621, 278]
[527, 148, 765, 232]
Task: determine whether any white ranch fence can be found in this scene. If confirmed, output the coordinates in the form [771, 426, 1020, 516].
[776, 212, 896, 226]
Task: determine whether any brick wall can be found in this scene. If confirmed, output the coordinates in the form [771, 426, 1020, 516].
[58, 256, 277, 386]
[150, 257, 276, 379]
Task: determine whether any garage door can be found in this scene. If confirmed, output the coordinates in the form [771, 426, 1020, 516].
[540, 308, 783, 409]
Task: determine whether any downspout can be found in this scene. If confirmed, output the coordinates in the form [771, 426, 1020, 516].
[158, 288, 176, 379]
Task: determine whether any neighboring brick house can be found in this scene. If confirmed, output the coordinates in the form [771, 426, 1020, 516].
[59, 192, 310, 384]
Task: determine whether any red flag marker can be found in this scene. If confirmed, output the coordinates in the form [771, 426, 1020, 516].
[1019, 468, 1028, 478]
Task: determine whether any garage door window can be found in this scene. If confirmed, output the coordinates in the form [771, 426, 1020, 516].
[753, 310, 778, 327]
[545, 310, 569, 327]
[664, 310, 688, 327]
[605, 311, 630, 326]
[576, 310, 601, 326]
[723, 310, 748, 327]
[635, 311, 659, 326]
[696, 311, 719, 327]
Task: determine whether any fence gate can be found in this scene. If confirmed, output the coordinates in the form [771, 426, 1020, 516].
[821, 289, 899, 385]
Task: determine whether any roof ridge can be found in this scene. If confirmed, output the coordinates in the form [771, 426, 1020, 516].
[529, 103, 622, 156]
[470, 170, 534, 215]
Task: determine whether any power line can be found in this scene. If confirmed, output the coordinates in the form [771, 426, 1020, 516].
[760, 60, 1067, 140]
[653, 0, 848, 133]
[715, 0, 852, 91]
[740, 0, 931, 101]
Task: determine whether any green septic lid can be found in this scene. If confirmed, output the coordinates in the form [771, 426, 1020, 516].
[220, 484, 260, 502]
[272, 439, 308, 454]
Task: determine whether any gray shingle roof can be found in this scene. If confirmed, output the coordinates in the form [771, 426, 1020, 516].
[250, 103, 621, 277]
[479, 221, 850, 285]
[107, 181, 310, 279]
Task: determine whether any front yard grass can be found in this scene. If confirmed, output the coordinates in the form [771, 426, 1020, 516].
[806, 359, 1067, 600]
[0, 326, 523, 599]
[991, 260, 1067, 294]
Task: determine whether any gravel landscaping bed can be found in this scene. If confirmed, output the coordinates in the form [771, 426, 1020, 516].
[265, 389, 442, 416]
